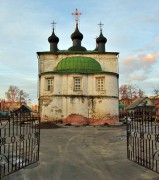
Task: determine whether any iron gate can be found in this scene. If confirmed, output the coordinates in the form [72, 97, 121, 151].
[126, 110, 159, 173]
[0, 112, 40, 178]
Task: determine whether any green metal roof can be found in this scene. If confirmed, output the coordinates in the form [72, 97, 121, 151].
[56, 56, 102, 73]
[119, 104, 125, 109]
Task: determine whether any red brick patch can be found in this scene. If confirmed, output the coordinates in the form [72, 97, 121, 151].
[63, 114, 118, 125]
[155, 100, 159, 121]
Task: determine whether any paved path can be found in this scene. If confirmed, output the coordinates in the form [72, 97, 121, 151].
[4, 126, 159, 180]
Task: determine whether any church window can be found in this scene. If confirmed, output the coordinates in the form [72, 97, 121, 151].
[96, 77, 105, 91]
[74, 77, 82, 90]
[47, 78, 53, 91]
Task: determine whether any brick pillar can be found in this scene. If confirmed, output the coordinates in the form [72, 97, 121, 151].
[154, 100, 159, 122]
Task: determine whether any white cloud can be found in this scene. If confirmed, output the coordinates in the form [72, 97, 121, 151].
[119, 52, 159, 95]
[129, 74, 147, 81]
[120, 52, 159, 74]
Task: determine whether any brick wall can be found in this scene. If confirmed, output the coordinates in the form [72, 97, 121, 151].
[154, 100, 159, 121]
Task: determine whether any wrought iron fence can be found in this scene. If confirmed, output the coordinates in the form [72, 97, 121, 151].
[0, 112, 40, 178]
[126, 110, 159, 173]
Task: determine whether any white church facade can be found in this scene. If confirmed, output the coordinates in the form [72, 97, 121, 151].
[37, 9, 119, 125]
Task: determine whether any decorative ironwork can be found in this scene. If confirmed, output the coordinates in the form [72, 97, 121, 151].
[126, 110, 159, 173]
[0, 112, 40, 178]
[98, 21, 104, 32]
[51, 20, 57, 30]
[72, 8, 82, 25]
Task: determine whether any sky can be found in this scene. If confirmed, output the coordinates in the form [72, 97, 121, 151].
[0, 0, 159, 104]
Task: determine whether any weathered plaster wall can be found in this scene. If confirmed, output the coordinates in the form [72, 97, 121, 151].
[38, 52, 119, 123]
[40, 74, 118, 97]
[40, 96, 118, 121]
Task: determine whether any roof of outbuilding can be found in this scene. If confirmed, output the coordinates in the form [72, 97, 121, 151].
[119, 104, 125, 109]
[56, 56, 102, 73]
[126, 97, 155, 110]
[14, 104, 37, 113]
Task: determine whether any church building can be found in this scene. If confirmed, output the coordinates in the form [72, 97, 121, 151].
[37, 9, 119, 125]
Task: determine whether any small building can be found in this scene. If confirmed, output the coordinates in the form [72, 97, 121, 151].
[0, 100, 24, 112]
[37, 9, 119, 124]
[119, 98, 133, 108]
[126, 97, 155, 113]
[13, 105, 37, 116]
[119, 104, 125, 112]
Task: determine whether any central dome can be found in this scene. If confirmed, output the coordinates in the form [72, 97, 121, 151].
[71, 25, 83, 40]
[56, 56, 102, 73]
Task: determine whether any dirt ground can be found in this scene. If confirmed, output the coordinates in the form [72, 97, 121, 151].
[4, 126, 159, 180]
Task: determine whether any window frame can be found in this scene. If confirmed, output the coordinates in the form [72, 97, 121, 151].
[96, 77, 105, 91]
[46, 78, 54, 91]
[73, 77, 82, 91]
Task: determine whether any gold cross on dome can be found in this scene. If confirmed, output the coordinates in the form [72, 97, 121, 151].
[72, 8, 82, 25]
[98, 21, 104, 32]
[51, 20, 56, 30]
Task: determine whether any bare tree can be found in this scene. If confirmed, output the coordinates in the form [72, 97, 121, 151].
[119, 84, 145, 100]
[119, 85, 128, 99]
[138, 88, 145, 98]
[153, 88, 159, 97]
[5, 86, 29, 103]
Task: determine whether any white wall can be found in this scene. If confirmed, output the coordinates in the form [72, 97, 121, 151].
[40, 96, 118, 121]
[38, 52, 119, 121]
[40, 74, 118, 97]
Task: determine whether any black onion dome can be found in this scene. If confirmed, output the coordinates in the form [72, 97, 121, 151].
[68, 46, 87, 51]
[48, 29, 59, 43]
[71, 24, 83, 40]
[96, 32, 107, 43]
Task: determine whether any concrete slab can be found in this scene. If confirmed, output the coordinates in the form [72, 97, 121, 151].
[3, 126, 159, 180]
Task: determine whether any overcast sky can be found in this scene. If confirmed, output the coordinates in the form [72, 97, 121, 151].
[0, 0, 159, 104]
